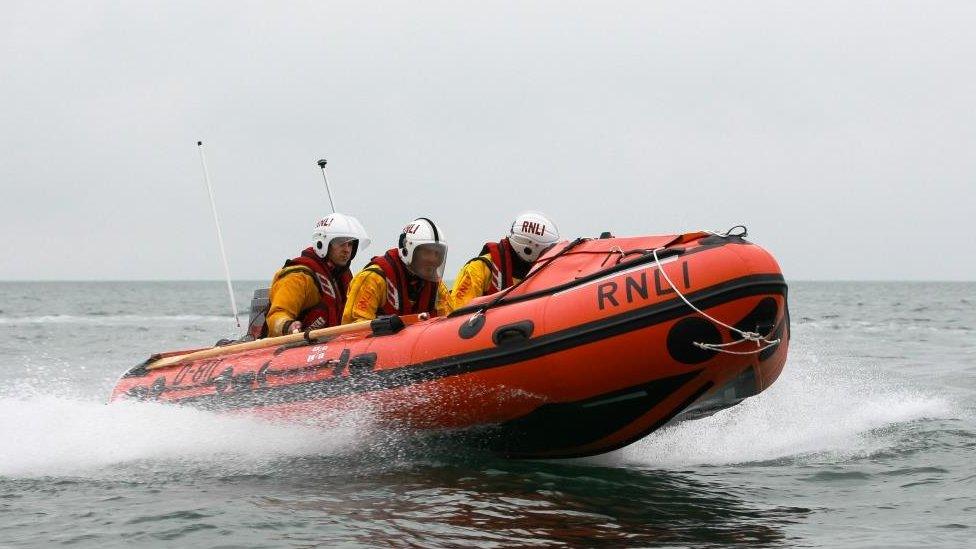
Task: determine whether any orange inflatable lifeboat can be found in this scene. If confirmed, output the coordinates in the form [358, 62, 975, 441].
[110, 229, 789, 458]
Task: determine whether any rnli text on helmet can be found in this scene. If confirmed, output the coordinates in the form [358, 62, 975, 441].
[521, 221, 546, 236]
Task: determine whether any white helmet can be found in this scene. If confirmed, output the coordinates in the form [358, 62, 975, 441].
[398, 217, 448, 281]
[509, 211, 560, 263]
[311, 212, 371, 262]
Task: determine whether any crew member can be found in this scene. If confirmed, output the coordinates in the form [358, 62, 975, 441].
[451, 211, 560, 309]
[265, 213, 371, 336]
[342, 217, 453, 323]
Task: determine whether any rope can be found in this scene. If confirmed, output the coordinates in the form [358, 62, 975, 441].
[600, 246, 626, 267]
[651, 239, 780, 356]
[705, 225, 748, 239]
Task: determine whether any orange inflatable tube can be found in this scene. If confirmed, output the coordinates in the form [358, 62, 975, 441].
[110, 230, 789, 458]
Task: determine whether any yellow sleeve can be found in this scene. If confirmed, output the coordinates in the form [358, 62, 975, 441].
[450, 255, 492, 309]
[342, 269, 387, 324]
[266, 270, 321, 336]
[436, 281, 455, 317]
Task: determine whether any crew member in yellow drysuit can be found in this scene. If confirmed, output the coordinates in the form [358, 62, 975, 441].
[342, 217, 454, 323]
[451, 211, 560, 309]
[265, 213, 370, 336]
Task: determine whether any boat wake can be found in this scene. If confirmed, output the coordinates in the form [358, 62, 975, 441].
[618, 343, 957, 468]
[1, 340, 959, 478]
[0, 391, 371, 479]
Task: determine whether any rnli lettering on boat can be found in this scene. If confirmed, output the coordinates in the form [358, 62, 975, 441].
[597, 261, 692, 310]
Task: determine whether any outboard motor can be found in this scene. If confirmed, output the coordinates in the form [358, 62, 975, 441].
[245, 288, 270, 340]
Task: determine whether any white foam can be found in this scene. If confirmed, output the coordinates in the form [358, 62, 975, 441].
[0, 392, 368, 478]
[618, 345, 955, 468]
[0, 314, 232, 325]
[1, 341, 958, 476]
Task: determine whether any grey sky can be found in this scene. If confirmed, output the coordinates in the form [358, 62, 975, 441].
[2, 1, 973, 281]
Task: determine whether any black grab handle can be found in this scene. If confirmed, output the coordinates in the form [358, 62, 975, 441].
[493, 321, 535, 346]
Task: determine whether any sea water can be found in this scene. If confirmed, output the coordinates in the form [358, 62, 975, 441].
[0, 281, 972, 547]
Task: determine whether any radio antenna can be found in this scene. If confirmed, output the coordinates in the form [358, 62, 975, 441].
[197, 140, 240, 328]
[317, 158, 337, 213]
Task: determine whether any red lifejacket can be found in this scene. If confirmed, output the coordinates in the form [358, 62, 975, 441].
[364, 248, 438, 316]
[473, 238, 518, 295]
[472, 238, 535, 295]
[282, 247, 352, 329]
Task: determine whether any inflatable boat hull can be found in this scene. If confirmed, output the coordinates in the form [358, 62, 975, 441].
[111, 232, 789, 458]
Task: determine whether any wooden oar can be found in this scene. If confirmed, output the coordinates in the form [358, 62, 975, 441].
[147, 315, 423, 370]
